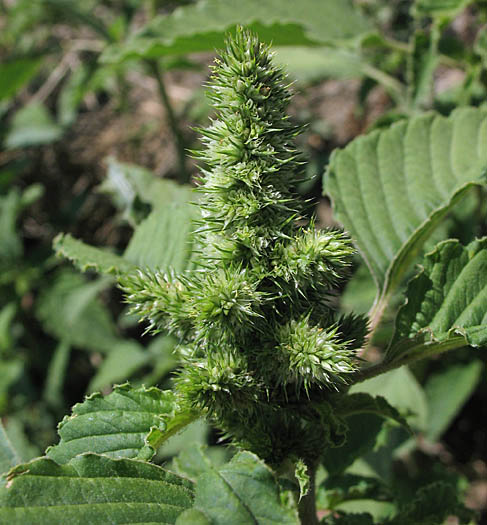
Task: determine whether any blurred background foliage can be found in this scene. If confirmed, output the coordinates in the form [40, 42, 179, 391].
[1, 0, 487, 520]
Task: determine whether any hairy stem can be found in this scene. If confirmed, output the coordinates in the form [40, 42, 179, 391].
[297, 460, 319, 525]
[148, 59, 189, 183]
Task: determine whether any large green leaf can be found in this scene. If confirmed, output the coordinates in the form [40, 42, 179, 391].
[53, 233, 137, 276]
[177, 451, 299, 525]
[101, 0, 372, 63]
[325, 107, 487, 323]
[0, 454, 193, 524]
[387, 238, 487, 363]
[47, 384, 195, 463]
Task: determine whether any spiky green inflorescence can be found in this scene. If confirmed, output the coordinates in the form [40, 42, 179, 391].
[121, 28, 367, 464]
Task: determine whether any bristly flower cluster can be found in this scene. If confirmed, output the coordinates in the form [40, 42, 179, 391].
[121, 28, 367, 464]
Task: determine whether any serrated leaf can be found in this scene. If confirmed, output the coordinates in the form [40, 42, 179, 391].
[424, 360, 483, 441]
[124, 203, 197, 272]
[53, 233, 136, 276]
[325, 108, 487, 323]
[0, 454, 193, 524]
[47, 384, 195, 463]
[101, 0, 372, 63]
[185, 451, 299, 525]
[0, 422, 20, 476]
[387, 238, 487, 363]
[334, 393, 411, 432]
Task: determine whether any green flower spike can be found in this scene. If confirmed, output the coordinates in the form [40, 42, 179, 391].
[120, 27, 367, 464]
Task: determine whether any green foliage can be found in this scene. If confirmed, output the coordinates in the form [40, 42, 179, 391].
[177, 451, 299, 525]
[325, 108, 487, 324]
[47, 384, 194, 463]
[101, 0, 372, 64]
[0, 454, 194, 524]
[2, 2, 487, 523]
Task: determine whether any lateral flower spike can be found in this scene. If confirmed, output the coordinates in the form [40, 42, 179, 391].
[120, 27, 367, 464]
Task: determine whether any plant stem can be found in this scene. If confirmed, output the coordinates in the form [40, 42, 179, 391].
[352, 334, 467, 384]
[297, 460, 319, 525]
[147, 59, 189, 183]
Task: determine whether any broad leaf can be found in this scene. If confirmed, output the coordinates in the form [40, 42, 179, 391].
[124, 203, 197, 272]
[424, 360, 483, 441]
[177, 451, 299, 525]
[0, 454, 193, 524]
[53, 233, 136, 276]
[101, 0, 372, 63]
[325, 107, 487, 323]
[0, 422, 19, 476]
[47, 384, 196, 463]
[387, 238, 487, 362]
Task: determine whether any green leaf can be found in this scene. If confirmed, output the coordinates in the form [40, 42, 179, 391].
[5, 102, 63, 149]
[47, 384, 194, 463]
[0, 57, 42, 102]
[423, 360, 483, 441]
[100, 158, 193, 224]
[36, 270, 118, 353]
[387, 481, 473, 525]
[53, 233, 137, 276]
[86, 341, 151, 393]
[274, 47, 363, 84]
[350, 367, 428, 431]
[388, 238, 487, 363]
[0, 454, 193, 524]
[101, 0, 372, 63]
[0, 421, 20, 476]
[325, 107, 487, 322]
[183, 451, 299, 525]
[321, 473, 392, 509]
[322, 414, 384, 477]
[43, 340, 71, 408]
[172, 444, 215, 482]
[124, 203, 197, 272]
[334, 393, 411, 432]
